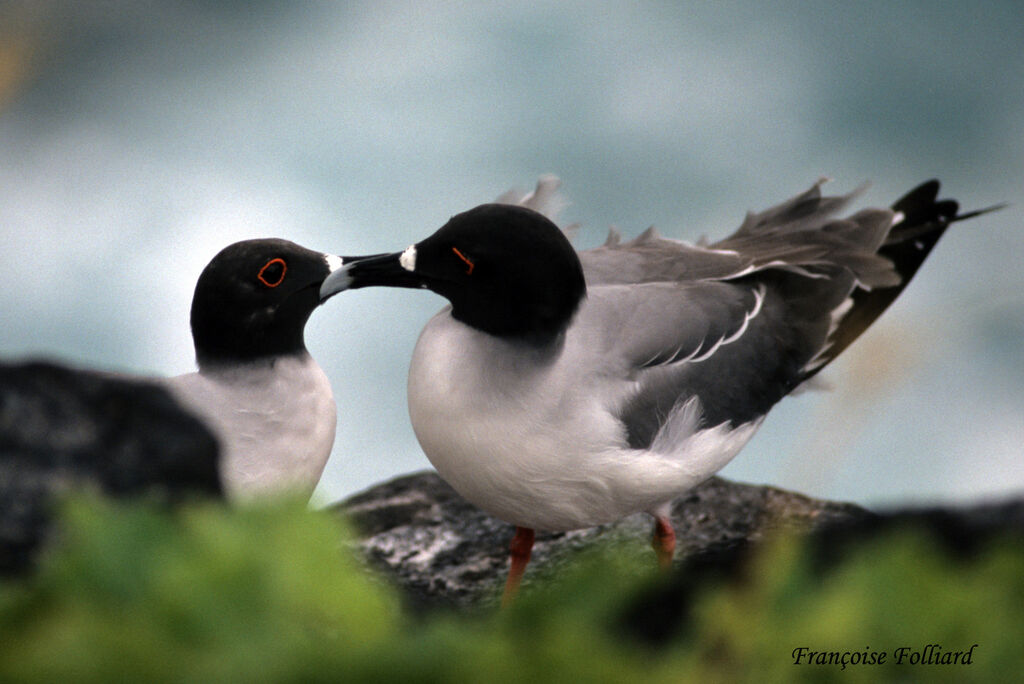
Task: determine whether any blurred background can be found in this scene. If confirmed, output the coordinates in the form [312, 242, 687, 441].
[1, 1, 1020, 509]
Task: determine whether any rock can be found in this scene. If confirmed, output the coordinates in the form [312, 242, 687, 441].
[337, 470, 870, 609]
[0, 360, 222, 575]
[618, 497, 1024, 645]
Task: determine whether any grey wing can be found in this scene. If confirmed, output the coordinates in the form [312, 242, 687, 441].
[578, 181, 905, 450]
[579, 228, 746, 285]
[584, 280, 821, 450]
[579, 179, 899, 291]
[581, 182, 895, 449]
[581, 179, 989, 451]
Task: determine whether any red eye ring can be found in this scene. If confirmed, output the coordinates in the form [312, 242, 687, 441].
[258, 258, 287, 287]
[451, 247, 474, 275]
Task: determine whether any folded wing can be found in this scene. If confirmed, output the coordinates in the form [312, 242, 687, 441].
[579, 179, 990, 450]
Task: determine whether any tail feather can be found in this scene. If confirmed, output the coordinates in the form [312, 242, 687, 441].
[804, 180, 1002, 378]
[496, 174, 580, 240]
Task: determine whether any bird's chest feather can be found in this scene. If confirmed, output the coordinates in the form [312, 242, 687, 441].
[171, 355, 336, 500]
[407, 314, 625, 524]
[409, 319, 556, 454]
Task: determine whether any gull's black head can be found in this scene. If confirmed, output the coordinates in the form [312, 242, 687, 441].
[322, 204, 586, 345]
[190, 238, 340, 367]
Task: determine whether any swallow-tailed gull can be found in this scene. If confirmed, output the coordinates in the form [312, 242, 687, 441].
[166, 238, 343, 500]
[320, 178, 998, 601]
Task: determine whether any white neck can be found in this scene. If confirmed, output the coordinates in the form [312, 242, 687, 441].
[167, 353, 336, 501]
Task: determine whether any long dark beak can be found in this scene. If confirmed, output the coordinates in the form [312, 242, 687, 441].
[319, 252, 422, 301]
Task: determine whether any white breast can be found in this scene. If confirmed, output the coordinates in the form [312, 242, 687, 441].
[166, 353, 336, 501]
[408, 312, 635, 530]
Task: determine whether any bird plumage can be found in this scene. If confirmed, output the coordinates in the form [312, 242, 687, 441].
[321, 176, 999, 595]
[165, 352, 335, 500]
[170, 238, 343, 500]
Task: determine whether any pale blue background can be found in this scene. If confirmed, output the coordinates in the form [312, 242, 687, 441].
[2, 2, 1021, 508]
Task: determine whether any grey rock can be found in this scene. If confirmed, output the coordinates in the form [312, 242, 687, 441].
[337, 470, 870, 609]
[1, 360, 222, 575]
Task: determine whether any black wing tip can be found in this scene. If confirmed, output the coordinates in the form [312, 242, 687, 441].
[895, 179, 1006, 225]
[803, 180, 1001, 380]
[953, 202, 1009, 223]
[894, 178, 939, 205]
[892, 179, 954, 224]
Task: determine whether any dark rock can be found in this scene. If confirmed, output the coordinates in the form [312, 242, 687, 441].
[619, 497, 1024, 645]
[803, 498, 1024, 570]
[336, 470, 870, 609]
[1, 360, 222, 576]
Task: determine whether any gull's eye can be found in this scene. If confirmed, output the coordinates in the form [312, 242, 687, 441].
[451, 247, 475, 275]
[258, 258, 287, 287]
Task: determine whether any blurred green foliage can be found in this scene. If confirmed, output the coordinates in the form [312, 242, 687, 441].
[1, 496, 1021, 683]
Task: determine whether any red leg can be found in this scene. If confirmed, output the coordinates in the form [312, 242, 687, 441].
[651, 516, 676, 570]
[502, 526, 535, 606]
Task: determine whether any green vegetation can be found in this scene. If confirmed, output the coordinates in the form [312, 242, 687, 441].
[2, 496, 1021, 683]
